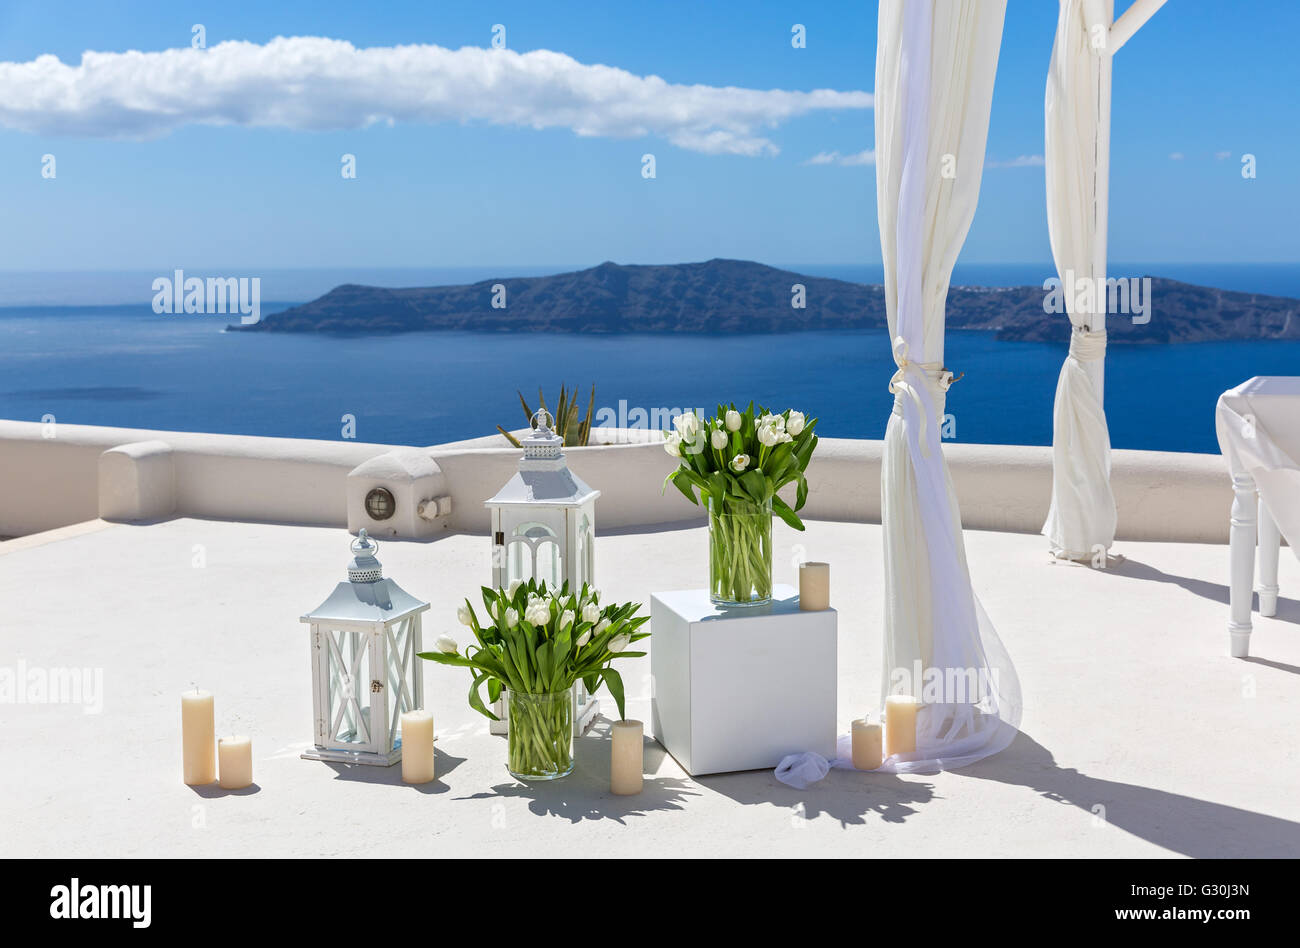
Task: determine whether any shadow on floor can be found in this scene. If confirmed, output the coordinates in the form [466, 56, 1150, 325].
[696, 730, 1300, 855]
[698, 767, 936, 828]
[321, 747, 467, 795]
[189, 782, 262, 798]
[1105, 557, 1233, 606]
[958, 731, 1300, 857]
[455, 738, 699, 824]
[1105, 556, 1300, 626]
[1242, 655, 1300, 676]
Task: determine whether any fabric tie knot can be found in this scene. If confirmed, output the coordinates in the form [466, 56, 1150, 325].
[888, 336, 957, 455]
[1068, 327, 1107, 362]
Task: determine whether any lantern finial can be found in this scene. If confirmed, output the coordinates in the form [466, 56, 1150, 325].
[521, 409, 564, 462]
[531, 408, 554, 434]
[348, 529, 383, 583]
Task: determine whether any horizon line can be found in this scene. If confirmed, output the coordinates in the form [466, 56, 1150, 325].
[3, 260, 1300, 275]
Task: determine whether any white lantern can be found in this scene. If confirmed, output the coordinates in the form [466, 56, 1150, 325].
[300, 529, 429, 766]
[486, 410, 600, 735]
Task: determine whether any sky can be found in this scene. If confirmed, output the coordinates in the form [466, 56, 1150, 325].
[0, 0, 1297, 273]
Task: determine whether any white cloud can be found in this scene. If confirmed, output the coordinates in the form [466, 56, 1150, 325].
[0, 37, 873, 156]
[986, 154, 1045, 169]
[839, 149, 875, 166]
[1169, 151, 1185, 160]
[803, 148, 875, 167]
[1215, 150, 1232, 160]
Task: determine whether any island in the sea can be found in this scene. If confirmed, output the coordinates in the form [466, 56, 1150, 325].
[234, 259, 1300, 343]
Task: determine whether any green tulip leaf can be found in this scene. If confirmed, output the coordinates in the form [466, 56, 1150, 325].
[602, 667, 627, 721]
[773, 495, 807, 531]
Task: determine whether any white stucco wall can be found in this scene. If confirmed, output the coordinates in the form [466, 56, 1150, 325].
[0, 421, 389, 537]
[0, 419, 1233, 544]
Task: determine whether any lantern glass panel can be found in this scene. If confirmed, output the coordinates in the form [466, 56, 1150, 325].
[324, 628, 373, 746]
[386, 617, 419, 747]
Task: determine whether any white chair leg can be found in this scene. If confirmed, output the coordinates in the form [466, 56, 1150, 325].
[1258, 501, 1281, 618]
[1229, 474, 1258, 657]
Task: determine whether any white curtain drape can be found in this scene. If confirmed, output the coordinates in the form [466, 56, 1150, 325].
[875, 0, 1020, 774]
[1041, 0, 1118, 560]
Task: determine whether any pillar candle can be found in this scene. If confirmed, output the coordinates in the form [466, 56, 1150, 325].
[181, 689, 216, 785]
[610, 719, 644, 795]
[851, 718, 883, 770]
[884, 695, 919, 757]
[401, 710, 436, 784]
[217, 736, 253, 790]
[799, 561, 830, 611]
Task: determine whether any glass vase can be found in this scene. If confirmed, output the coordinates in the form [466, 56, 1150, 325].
[505, 689, 575, 780]
[708, 495, 773, 607]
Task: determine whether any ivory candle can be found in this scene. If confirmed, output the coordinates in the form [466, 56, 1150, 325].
[401, 710, 436, 784]
[884, 695, 919, 757]
[799, 561, 830, 611]
[217, 736, 253, 790]
[610, 719, 644, 795]
[851, 718, 884, 770]
[181, 689, 216, 785]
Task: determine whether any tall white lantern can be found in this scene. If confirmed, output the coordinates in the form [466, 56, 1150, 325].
[300, 529, 429, 766]
[486, 410, 600, 734]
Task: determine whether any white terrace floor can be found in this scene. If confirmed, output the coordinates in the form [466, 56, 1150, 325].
[2, 516, 1298, 859]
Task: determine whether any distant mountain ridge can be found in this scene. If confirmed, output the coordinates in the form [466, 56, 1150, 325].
[236, 258, 1300, 343]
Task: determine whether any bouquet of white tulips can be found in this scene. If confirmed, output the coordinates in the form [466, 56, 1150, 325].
[418, 578, 648, 778]
[663, 403, 818, 604]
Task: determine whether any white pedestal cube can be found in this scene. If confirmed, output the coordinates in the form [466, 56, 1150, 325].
[650, 586, 837, 776]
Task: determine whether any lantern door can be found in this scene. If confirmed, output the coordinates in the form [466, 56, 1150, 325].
[492, 506, 567, 592]
[309, 623, 381, 760]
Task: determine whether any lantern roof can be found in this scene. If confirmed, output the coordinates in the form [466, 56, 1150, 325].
[301, 530, 430, 625]
[486, 410, 600, 509]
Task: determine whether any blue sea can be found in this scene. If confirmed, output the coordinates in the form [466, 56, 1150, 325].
[1, 263, 1298, 455]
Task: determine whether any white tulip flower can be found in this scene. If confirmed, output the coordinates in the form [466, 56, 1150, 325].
[507, 579, 522, 599]
[524, 600, 551, 627]
[683, 429, 707, 456]
[710, 428, 728, 450]
[595, 618, 611, 635]
[505, 606, 519, 628]
[607, 633, 631, 653]
[560, 609, 575, 632]
[759, 413, 785, 432]
[757, 424, 778, 447]
[673, 411, 700, 439]
[456, 604, 472, 626]
[730, 453, 750, 472]
[582, 602, 601, 624]
[787, 411, 806, 436]
[434, 634, 459, 654]
[664, 431, 682, 457]
[575, 630, 591, 648]
[725, 409, 742, 432]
